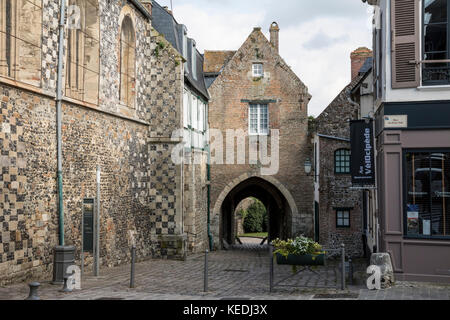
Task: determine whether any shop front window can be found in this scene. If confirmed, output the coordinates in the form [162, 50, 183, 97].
[405, 151, 450, 238]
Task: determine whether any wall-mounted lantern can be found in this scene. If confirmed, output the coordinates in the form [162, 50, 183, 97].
[304, 158, 312, 175]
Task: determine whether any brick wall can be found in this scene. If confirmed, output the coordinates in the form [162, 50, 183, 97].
[207, 27, 314, 245]
[314, 77, 365, 257]
[183, 150, 209, 253]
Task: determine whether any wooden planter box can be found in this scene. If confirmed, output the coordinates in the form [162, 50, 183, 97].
[275, 253, 326, 266]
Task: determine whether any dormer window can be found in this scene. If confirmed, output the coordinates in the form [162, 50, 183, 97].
[252, 63, 263, 77]
[192, 40, 197, 80]
[182, 27, 188, 71]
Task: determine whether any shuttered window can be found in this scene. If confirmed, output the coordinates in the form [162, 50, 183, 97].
[391, 0, 420, 88]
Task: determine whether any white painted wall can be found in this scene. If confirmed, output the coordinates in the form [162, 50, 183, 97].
[360, 71, 375, 118]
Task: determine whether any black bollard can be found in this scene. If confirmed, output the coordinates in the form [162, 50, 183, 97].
[60, 276, 73, 293]
[269, 245, 274, 293]
[349, 258, 353, 285]
[341, 244, 346, 290]
[204, 249, 208, 292]
[25, 282, 40, 300]
[130, 245, 136, 289]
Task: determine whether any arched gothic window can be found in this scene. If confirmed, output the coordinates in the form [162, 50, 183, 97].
[65, 0, 100, 104]
[120, 15, 136, 108]
[0, 0, 42, 87]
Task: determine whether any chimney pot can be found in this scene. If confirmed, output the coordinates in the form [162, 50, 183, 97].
[163, 6, 173, 16]
[140, 0, 152, 15]
[270, 22, 280, 53]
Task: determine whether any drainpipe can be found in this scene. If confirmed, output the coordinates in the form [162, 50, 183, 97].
[56, 0, 66, 246]
[206, 144, 213, 251]
[52, 0, 76, 285]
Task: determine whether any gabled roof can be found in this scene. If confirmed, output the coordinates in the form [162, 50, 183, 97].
[204, 27, 311, 99]
[151, 1, 209, 100]
[315, 57, 373, 138]
[151, 1, 181, 51]
[359, 57, 373, 75]
[352, 58, 373, 94]
[204, 51, 236, 74]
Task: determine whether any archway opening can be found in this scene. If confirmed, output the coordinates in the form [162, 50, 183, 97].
[234, 198, 268, 242]
[219, 177, 292, 248]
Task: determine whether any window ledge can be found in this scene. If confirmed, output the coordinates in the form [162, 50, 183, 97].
[0, 76, 52, 98]
[417, 84, 450, 91]
[404, 236, 450, 241]
[248, 133, 269, 137]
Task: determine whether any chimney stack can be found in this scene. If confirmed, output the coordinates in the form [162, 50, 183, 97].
[270, 22, 280, 53]
[163, 6, 173, 16]
[350, 47, 372, 80]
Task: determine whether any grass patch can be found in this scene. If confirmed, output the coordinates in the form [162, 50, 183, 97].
[238, 233, 268, 239]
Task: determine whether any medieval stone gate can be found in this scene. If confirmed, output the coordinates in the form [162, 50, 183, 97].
[211, 174, 299, 247]
[204, 24, 314, 249]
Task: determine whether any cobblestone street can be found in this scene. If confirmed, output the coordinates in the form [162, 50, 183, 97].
[0, 248, 448, 300]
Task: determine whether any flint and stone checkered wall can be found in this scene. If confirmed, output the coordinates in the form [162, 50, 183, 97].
[0, 0, 194, 285]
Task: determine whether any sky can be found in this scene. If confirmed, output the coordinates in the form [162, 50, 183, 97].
[155, 0, 373, 117]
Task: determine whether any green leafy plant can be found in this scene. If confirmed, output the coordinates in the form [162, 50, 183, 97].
[243, 199, 266, 233]
[272, 236, 324, 258]
[272, 236, 324, 274]
[153, 41, 166, 57]
[237, 208, 247, 220]
[262, 209, 268, 233]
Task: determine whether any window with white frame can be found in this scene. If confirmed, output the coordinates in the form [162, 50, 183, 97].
[183, 89, 189, 128]
[191, 95, 198, 129]
[252, 63, 263, 77]
[183, 89, 208, 150]
[249, 104, 269, 135]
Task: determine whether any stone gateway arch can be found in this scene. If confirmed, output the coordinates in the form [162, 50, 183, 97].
[211, 174, 300, 247]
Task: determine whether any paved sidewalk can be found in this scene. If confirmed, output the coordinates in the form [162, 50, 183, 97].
[0, 249, 448, 300]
